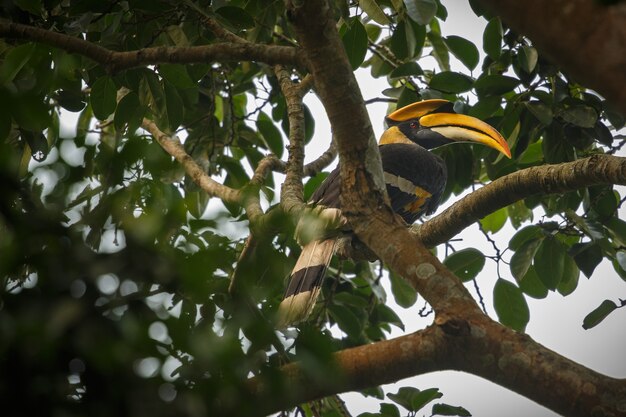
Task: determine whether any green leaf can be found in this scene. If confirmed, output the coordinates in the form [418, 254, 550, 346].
[559, 104, 598, 128]
[445, 35, 479, 71]
[215, 6, 255, 29]
[405, 19, 426, 58]
[557, 254, 580, 296]
[566, 210, 606, 240]
[605, 217, 626, 246]
[569, 242, 603, 278]
[358, 0, 390, 25]
[510, 238, 542, 281]
[159, 64, 195, 89]
[374, 304, 405, 331]
[164, 81, 184, 130]
[328, 303, 363, 336]
[185, 191, 209, 219]
[431, 403, 472, 416]
[518, 266, 548, 299]
[0, 103, 11, 140]
[14, 0, 43, 15]
[443, 248, 485, 282]
[114, 91, 144, 133]
[304, 172, 329, 201]
[90, 76, 117, 120]
[518, 46, 538, 73]
[427, 22, 450, 71]
[387, 387, 442, 412]
[57, 89, 87, 112]
[533, 236, 566, 290]
[480, 207, 507, 233]
[21, 129, 48, 161]
[468, 96, 501, 120]
[582, 300, 619, 330]
[390, 20, 414, 60]
[613, 258, 626, 282]
[390, 62, 424, 79]
[0, 43, 35, 84]
[379, 402, 401, 417]
[483, 17, 502, 60]
[12, 94, 50, 131]
[526, 101, 553, 125]
[256, 112, 284, 158]
[389, 271, 418, 308]
[474, 74, 520, 97]
[493, 279, 529, 332]
[303, 104, 315, 144]
[342, 18, 368, 70]
[429, 71, 473, 93]
[404, 0, 437, 25]
[507, 201, 534, 229]
[509, 224, 543, 251]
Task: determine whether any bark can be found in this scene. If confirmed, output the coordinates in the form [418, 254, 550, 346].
[476, 0, 626, 114]
[0, 20, 305, 73]
[418, 154, 626, 246]
[245, 314, 626, 417]
[275, 65, 307, 213]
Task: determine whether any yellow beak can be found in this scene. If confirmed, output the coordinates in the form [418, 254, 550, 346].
[420, 112, 512, 158]
[386, 100, 511, 158]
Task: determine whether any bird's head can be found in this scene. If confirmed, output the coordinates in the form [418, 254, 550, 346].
[380, 99, 511, 158]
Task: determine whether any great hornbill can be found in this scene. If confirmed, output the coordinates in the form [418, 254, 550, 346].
[276, 99, 511, 327]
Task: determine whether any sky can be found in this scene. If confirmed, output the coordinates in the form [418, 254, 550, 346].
[299, 1, 626, 415]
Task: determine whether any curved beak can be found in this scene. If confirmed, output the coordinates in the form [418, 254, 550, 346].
[385, 100, 511, 158]
[385, 99, 452, 125]
[419, 112, 511, 158]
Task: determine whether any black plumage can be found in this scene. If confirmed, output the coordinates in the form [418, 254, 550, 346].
[276, 99, 510, 327]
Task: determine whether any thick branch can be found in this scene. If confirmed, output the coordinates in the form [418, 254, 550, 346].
[476, 0, 626, 114]
[0, 20, 305, 72]
[246, 325, 447, 416]
[418, 154, 626, 246]
[245, 316, 626, 417]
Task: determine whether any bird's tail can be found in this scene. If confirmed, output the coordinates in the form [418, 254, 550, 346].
[276, 237, 337, 328]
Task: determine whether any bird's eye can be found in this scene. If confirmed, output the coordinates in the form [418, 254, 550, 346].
[409, 121, 418, 129]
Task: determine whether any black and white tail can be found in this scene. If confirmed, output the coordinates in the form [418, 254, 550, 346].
[276, 237, 337, 328]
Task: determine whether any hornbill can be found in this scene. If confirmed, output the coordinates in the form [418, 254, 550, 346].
[276, 99, 511, 327]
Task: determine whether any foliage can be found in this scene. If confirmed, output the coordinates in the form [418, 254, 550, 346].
[0, 0, 624, 416]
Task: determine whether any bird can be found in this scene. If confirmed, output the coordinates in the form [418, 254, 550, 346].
[276, 99, 511, 327]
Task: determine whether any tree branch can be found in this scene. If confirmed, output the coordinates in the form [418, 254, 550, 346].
[476, 0, 626, 114]
[304, 140, 337, 177]
[275, 65, 308, 213]
[244, 315, 626, 417]
[418, 154, 626, 246]
[141, 118, 263, 219]
[0, 20, 306, 73]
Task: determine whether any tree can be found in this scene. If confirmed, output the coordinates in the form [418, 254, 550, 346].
[0, 0, 625, 416]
